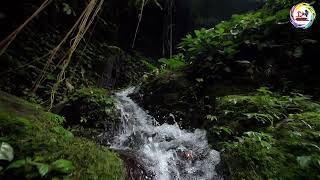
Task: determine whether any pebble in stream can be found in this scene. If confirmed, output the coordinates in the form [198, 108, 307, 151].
[112, 87, 222, 180]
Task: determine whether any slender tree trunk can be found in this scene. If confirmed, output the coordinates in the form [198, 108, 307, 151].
[132, 0, 147, 48]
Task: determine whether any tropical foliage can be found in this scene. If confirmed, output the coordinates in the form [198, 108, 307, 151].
[205, 88, 320, 179]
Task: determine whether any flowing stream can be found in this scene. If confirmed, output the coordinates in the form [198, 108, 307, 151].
[112, 87, 221, 180]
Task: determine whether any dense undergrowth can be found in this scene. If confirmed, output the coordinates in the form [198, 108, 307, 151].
[0, 91, 124, 179]
[1, 0, 320, 179]
[206, 88, 320, 179]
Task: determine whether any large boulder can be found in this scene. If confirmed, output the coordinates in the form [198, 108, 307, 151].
[56, 88, 119, 144]
[135, 71, 209, 128]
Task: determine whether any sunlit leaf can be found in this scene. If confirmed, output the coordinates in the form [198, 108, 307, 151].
[235, 60, 251, 64]
[37, 164, 50, 177]
[6, 159, 26, 170]
[0, 142, 14, 162]
[196, 78, 204, 83]
[51, 159, 75, 174]
[206, 115, 218, 122]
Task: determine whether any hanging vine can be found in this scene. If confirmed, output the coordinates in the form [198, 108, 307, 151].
[23, 0, 105, 109]
[0, 0, 53, 57]
[48, 0, 104, 109]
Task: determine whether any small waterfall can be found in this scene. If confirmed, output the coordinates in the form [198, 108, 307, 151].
[113, 87, 221, 180]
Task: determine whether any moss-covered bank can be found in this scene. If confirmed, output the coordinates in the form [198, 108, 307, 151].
[0, 91, 125, 179]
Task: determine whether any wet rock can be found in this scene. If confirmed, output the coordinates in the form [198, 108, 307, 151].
[54, 88, 120, 143]
[118, 150, 155, 180]
[114, 88, 223, 179]
[135, 71, 206, 128]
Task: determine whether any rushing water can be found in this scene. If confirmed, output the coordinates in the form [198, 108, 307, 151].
[112, 87, 221, 180]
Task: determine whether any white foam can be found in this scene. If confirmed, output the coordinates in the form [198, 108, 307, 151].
[113, 87, 221, 180]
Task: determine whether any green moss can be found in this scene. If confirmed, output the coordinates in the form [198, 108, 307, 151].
[0, 91, 125, 179]
[69, 88, 113, 105]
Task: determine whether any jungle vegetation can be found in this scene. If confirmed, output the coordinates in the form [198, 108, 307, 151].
[0, 0, 319, 179]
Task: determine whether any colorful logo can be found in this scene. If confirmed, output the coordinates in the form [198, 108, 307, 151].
[290, 3, 316, 29]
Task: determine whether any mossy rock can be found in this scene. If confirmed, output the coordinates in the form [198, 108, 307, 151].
[0, 91, 125, 179]
[55, 88, 121, 144]
[138, 71, 208, 128]
[58, 88, 118, 126]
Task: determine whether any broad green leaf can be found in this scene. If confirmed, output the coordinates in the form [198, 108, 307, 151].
[0, 142, 14, 162]
[51, 159, 75, 174]
[215, 27, 225, 34]
[37, 164, 50, 177]
[220, 127, 233, 135]
[297, 156, 312, 168]
[6, 159, 26, 170]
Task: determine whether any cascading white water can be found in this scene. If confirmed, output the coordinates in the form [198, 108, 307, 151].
[112, 87, 221, 180]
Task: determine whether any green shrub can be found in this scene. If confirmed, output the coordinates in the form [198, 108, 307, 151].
[65, 88, 117, 126]
[213, 87, 320, 126]
[174, 2, 299, 82]
[222, 131, 286, 179]
[158, 53, 187, 70]
[178, 6, 291, 62]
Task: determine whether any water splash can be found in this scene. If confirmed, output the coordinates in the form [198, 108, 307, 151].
[112, 87, 221, 180]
